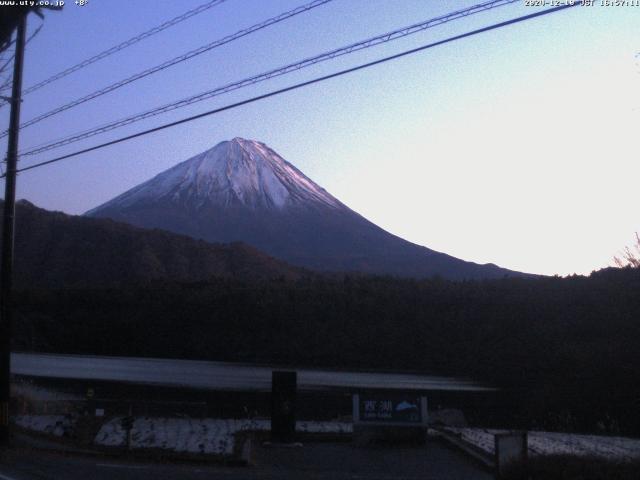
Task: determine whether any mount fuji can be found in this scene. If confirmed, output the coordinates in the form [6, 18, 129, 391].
[86, 138, 522, 279]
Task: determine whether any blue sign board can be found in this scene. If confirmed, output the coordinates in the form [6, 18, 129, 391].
[353, 393, 428, 426]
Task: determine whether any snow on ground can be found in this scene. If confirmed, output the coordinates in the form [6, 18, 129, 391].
[14, 415, 74, 437]
[442, 427, 640, 462]
[94, 417, 352, 456]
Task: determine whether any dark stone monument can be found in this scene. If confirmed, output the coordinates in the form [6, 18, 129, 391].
[271, 370, 297, 443]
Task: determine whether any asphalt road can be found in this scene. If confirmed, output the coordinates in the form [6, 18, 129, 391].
[12, 353, 490, 392]
[0, 441, 492, 479]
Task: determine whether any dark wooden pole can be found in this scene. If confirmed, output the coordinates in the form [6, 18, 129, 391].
[0, 12, 27, 449]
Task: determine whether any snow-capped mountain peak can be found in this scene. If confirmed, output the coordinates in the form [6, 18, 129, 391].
[89, 138, 341, 213]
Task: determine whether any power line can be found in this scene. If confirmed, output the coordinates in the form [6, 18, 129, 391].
[0, 0, 227, 96]
[0, 38, 15, 56]
[19, 0, 519, 158]
[3, 22, 43, 73]
[0, 52, 14, 92]
[0, 50, 16, 77]
[1, 0, 334, 139]
[0, 22, 43, 107]
[9, 3, 580, 177]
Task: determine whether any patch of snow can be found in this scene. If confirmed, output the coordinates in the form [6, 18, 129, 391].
[442, 427, 640, 462]
[94, 417, 352, 456]
[94, 417, 126, 447]
[14, 414, 74, 437]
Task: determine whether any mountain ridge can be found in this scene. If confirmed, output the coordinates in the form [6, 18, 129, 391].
[87, 138, 528, 280]
[2, 199, 301, 289]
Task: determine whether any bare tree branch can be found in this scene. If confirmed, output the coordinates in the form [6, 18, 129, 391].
[614, 232, 640, 268]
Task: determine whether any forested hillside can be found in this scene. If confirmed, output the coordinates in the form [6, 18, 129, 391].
[2, 200, 300, 288]
[13, 267, 640, 435]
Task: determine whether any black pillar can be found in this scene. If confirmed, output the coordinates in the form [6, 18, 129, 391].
[271, 371, 296, 443]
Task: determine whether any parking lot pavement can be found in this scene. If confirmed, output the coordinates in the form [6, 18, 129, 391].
[0, 439, 492, 480]
[252, 439, 493, 480]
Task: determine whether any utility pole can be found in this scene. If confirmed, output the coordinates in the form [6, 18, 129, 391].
[0, 13, 27, 449]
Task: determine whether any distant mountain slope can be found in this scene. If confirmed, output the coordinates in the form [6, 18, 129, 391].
[87, 137, 526, 280]
[3, 200, 300, 289]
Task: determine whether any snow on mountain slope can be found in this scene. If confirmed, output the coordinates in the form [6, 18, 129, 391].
[87, 138, 340, 214]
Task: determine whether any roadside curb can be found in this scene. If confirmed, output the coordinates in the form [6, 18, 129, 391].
[430, 428, 495, 470]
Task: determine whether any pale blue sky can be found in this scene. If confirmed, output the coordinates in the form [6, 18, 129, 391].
[1, 0, 638, 276]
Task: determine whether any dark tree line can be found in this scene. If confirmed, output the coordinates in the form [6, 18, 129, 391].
[12, 267, 640, 435]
